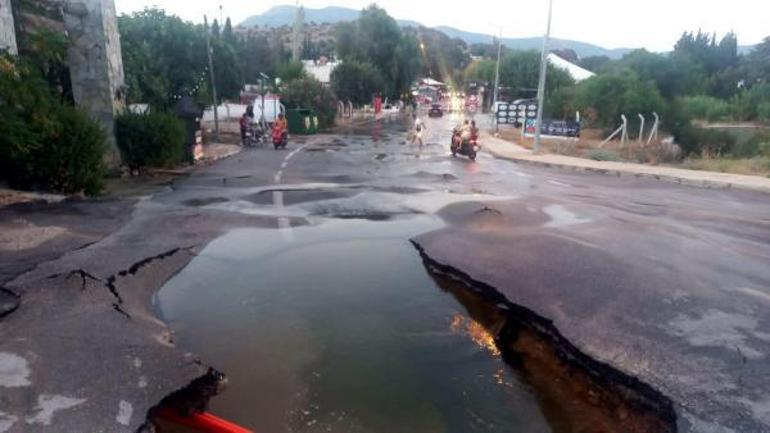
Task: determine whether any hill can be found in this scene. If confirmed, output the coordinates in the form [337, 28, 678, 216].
[240, 5, 755, 59]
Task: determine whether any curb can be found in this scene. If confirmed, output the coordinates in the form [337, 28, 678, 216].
[197, 146, 243, 165]
[486, 149, 770, 195]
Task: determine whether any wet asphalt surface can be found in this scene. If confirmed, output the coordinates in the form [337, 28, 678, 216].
[1, 112, 769, 432]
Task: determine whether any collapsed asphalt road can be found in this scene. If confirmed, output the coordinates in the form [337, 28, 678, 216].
[1, 112, 769, 432]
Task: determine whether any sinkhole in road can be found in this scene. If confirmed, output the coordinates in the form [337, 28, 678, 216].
[155, 215, 675, 433]
[156, 216, 554, 432]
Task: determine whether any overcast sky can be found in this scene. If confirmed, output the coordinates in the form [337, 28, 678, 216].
[115, 0, 769, 52]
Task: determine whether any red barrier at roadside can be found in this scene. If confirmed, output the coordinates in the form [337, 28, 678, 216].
[155, 408, 254, 433]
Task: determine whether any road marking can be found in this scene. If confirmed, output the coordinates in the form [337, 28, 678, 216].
[116, 400, 133, 426]
[274, 144, 309, 185]
[0, 411, 18, 433]
[0, 353, 30, 388]
[547, 179, 571, 187]
[273, 142, 311, 239]
[26, 395, 86, 426]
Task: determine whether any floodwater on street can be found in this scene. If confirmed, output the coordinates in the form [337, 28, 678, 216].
[156, 215, 554, 433]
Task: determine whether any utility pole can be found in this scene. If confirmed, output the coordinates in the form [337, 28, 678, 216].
[533, 0, 554, 154]
[259, 72, 269, 130]
[205, 15, 220, 141]
[292, 3, 304, 62]
[492, 29, 502, 112]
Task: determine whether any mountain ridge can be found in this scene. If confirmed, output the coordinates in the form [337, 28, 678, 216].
[240, 5, 755, 59]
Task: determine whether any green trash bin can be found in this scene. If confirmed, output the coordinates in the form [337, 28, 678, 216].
[286, 108, 315, 135]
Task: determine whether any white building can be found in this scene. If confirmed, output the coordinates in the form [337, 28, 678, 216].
[302, 59, 340, 84]
[547, 53, 595, 82]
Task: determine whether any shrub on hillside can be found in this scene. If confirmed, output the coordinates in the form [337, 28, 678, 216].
[115, 111, 186, 170]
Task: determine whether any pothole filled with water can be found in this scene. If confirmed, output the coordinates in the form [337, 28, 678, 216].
[155, 217, 553, 432]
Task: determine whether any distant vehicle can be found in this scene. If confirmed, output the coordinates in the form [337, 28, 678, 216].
[428, 104, 443, 117]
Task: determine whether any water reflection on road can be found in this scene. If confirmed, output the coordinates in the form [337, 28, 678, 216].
[156, 216, 550, 433]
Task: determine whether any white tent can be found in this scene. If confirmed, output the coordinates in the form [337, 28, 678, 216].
[547, 53, 595, 82]
[419, 78, 445, 87]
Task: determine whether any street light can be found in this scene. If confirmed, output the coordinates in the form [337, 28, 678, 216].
[533, 0, 554, 154]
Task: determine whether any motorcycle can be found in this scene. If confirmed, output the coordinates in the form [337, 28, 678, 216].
[272, 125, 288, 150]
[243, 125, 265, 147]
[450, 130, 479, 161]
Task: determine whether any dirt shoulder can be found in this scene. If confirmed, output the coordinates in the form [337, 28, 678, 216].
[482, 131, 770, 194]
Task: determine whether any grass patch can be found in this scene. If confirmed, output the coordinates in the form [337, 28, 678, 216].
[679, 157, 770, 177]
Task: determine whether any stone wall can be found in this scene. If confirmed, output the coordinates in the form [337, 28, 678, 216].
[0, 0, 17, 54]
[63, 0, 125, 166]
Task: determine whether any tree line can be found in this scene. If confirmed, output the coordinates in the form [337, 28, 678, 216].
[118, 5, 473, 113]
[464, 30, 770, 156]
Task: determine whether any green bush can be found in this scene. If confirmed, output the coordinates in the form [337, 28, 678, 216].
[33, 108, 106, 195]
[730, 83, 770, 121]
[585, 149, 620, 161]
[678, 95, 730, 122]
[115, 111, 186, 170]
[0, 55, 107, 195]
[575, 69, 666, 130]
[759, 142, 770, 157]
[330, 60, 385, 105]
[281, 77, 337, 129]
[679, 128, 736, 157]
[733, 131, 770, 158]
[277, 61, 307, 83]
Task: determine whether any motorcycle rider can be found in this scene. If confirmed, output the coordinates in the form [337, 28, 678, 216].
[240, 104, 255, 145]
[460, 120, 472, 145]
[274, 112, 289, 143]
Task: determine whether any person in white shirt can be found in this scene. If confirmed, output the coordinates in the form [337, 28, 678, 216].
[412, 114, 425, 146]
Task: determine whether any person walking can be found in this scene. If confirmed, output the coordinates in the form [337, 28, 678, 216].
[411, 114, 425, 146]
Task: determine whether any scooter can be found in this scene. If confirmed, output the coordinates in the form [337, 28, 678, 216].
[272, 126, 288, 150]
[450, 131, 479, 161]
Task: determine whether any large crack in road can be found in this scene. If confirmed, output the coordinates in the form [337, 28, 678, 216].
[413, 240, 677, 433]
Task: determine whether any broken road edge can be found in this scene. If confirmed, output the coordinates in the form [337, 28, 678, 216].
[411, 239, 679, 433]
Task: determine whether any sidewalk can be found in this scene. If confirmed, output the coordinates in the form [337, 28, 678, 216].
[481, 132, 770, 194]
[197, 142, 242, 163]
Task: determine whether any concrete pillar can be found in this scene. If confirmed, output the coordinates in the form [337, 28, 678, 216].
[63, 0, 125, 167]
[0, 0, 17, 55]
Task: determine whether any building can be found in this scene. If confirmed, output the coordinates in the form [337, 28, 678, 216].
[548, 53, 595, 82]
[302, 58, 340, 85]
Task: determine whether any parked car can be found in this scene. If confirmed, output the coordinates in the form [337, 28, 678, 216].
[428, 104, 443, 117]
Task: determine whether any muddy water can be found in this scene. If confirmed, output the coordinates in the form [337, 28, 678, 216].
[156, 217, 552, 433]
